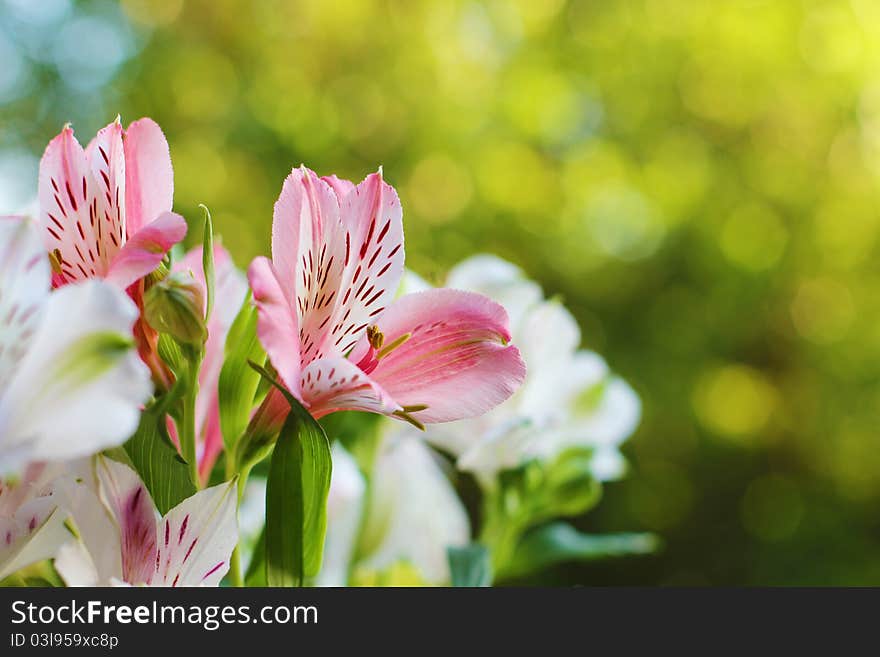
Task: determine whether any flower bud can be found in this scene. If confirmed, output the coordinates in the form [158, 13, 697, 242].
[143, 271, 207, 345]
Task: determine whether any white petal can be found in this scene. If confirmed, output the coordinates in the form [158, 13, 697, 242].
[456, 419, 542, 479]
[572, 376, 641, 449]
[358, 433, 469, 584]
[54, 540, 100, 587]
[589, 448, 628, 482]
[93, 456, 158, 585]
[0, 462, 70, 580]
[0, 280, 152, 474]
[152, 479, 238, 587]
[0, 504, 69, 580]
[0, 216, 48, 396]
[54, 458, 124, 585]
[316, 443, 365, 587]
[514, 300, 583, 421]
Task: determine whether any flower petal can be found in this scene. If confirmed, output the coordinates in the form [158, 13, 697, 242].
[0, 281, 152, 472]
[94, 456, 158, 585]
[248, 256, 302, 395]
[39, 124, 124, 282]
[329, 171, 405, 356]
[0, 464, 69, 580]
[84, 119, 127, 246]
[105, 211, 187, 289]
[152, 479, 238, 587]
[54, 540, 100, 587]
[321, 174, 356, 202]
[123, 118, 174, 236]
[0, 506, 69, 580]
[0, 216, 49, 395]
[53, 458, 122, 586]
[272, 167, 348, 363]
[360, 289, 526, 423]
[358, 433, 469, 584]
[514, 300, 582, 420]
[301, 356, 400, 419]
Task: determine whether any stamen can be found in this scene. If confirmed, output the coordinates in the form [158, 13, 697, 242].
[377, 332, 411, 359]
[48, 249, 64, 275]
[393, 409, 426, 431]
[366, 324, 384, 350]
[355, 327, 412, 374]
[356, 325, 384, 374]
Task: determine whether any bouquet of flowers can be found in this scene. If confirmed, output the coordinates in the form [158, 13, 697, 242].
[0, 118, 652, 587]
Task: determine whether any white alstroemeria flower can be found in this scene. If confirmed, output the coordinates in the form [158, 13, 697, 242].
[421, 254, 641, 483]
[0, 215, 152, 477]
[354, 432, 469, 585]
[0, 463, 69, 580]
[56, 456, 238, 587]
[316, 443, 366, 587]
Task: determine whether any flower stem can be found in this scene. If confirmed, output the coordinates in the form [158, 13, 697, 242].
[180, 370, 200, 489]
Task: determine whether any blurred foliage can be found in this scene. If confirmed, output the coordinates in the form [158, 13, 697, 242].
[4, 0, 880, 584]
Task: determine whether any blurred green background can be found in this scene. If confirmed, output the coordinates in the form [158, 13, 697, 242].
[3, 0, 880, 585]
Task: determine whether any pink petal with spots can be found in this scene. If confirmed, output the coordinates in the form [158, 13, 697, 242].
[105, 211, 186, 289]
[248, 256, 302, 396]
[84, 120, 127, 251]
[324, 171, 404, 357]
[300, 356, 401, 419]
[123, 118, 174, 236]
[94, 457, 159, 586]
[39, 124, 126, 283]
[321, 174, 356, 202]
[356, 289, 526, 423]
[271, 167, 349, 364]
[152, 479, 238, 587]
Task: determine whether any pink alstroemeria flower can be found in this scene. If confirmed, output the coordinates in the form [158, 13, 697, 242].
[247, 167, 525, 428]
[168, 245, 248, 483]
[38, 118, 188, 385]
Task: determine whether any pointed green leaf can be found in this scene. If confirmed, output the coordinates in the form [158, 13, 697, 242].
[265, 393, 332, 586]
[244, 526, 267, 587]
[503, 522, 660, 580]
[448, 543, 493, 587]
[123, 409, 197, 515]
[219, 294, 266, 452]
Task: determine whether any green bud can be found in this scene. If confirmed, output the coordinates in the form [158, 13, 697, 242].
[143, 271, 208, 345]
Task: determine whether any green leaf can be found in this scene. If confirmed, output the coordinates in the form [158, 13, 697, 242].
[244, 526, 267, 587]
[540, 448, 603, 519]
[200, 204, 215, 321]
[448, 544, 493, 587]
[123, 408, 197, 515]
[504, 522, 660, 580]
[219, 295, 266, 453]
[264, 387, 332, 586]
